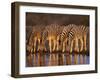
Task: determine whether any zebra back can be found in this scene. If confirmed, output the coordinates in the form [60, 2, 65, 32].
[61, 24, 75, 42]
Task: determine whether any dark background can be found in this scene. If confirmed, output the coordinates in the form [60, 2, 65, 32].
[26, 12, 89, 26]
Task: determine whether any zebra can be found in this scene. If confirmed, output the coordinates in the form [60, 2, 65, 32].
[60, 24, 74, 52]
[60, 24, 89, 53]
[27, 25, 45, 53]
[26, 24, 89, 53]
[56, 25, 64, 51]
[69, 25, 89, 53]
[26, 26, 34, 54]
[68, 25, 85, 53]
[42, 24, 61, 52]
[78, 25, 89, 51]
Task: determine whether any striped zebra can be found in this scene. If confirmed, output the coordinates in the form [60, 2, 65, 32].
[69, 25, 83, 53]
[78, 25, 89, 51]
[56, 25, 64, 51]
[69, 25, 89, 53]
[60, 24, 74, 52]
[26, 24, 89, 53]
[27, 25, 45, 53]
[42, 24, 61, 52]
[26, 26, 34, 54]
[60, 24, 89, 53]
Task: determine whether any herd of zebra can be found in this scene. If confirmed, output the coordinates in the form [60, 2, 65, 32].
[26, 24, 89, 54]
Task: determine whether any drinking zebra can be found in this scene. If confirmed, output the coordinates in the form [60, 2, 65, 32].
[60, 24, 74, 52]
[60, 24, 89, 53]
[42, 24, 61, 52]
[69, 25, 84, 52]
[27, 25, 45, 53]
[26, 24, 89, 53]
[78, 25, 89, 51]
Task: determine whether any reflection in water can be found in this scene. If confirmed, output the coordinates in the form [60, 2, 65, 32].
[26, 53, 89, 67]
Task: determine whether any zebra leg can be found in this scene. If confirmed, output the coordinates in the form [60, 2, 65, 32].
[75, 38, 79, 52]
[33, 38, 37, 52]
[56, 40, 59, 51]
[84, 35, 87, 51]
[37, 39, 41, 51]
[70, 40, 74, 53]
[80, 38, 83, 52]
[49, 39, 52, 53]
[41, 40, 47, 51]
[56, 36, 60, 51]
[62, 38, 67, 52]
[62, 41, 66, 52]
[53, 39, 56, 51]
[43, 42, 47, 51]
